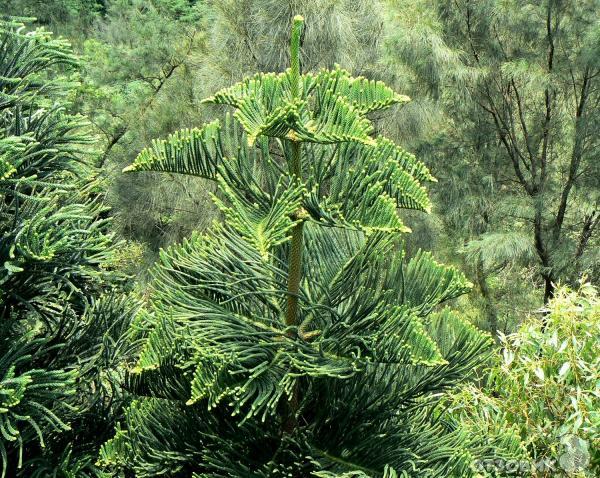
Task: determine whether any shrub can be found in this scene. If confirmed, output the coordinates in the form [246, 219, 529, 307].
[447, 284, 600, 477]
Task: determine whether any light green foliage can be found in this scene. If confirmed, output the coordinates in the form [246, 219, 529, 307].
[99, 16, 494, 477]
[6, 1, 395, 274]
[462, 233, 537, 273]
[200, 0, 385, 80]
[0, 19, 137, 477]
[447, 284, 600, 476]
[124, 120, 222, 178]
[385, 0, 600, 334]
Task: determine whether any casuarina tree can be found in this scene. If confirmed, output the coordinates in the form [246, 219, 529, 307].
[100, 16, 495, 477]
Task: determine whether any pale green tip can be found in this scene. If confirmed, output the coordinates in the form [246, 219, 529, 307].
[293, 15, 304, 23]
[122, 165, 135, 173]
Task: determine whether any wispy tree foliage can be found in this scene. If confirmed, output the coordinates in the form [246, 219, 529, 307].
[199, 0, 385, 80]
[78, 0, 209, 263]
[98, 17, 497, 477]
[1, 0, 101, 34]
[0, 19, 137, 477]
[386, 0, 600, 309]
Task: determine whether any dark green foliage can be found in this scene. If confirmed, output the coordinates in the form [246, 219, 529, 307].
[0, 19, 137, 476]
[1, 0, 102, 37]
[100, 17, 497, 477]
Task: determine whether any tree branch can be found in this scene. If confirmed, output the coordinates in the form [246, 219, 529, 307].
[553, 68, 590, 239]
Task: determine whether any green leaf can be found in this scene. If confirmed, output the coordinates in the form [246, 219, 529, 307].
[291, 89, 375, 145]
[212, 177, 306, 259]
[205, 69, 380, 146]
[401, 250, 472, 316]
[303, 134, 433, 233]
[202, 72, 299, 145]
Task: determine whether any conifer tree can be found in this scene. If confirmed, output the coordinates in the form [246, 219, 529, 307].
[100, 17, 496, 477]
[0, 19, 137, 477]
[386, 0, 600, 306]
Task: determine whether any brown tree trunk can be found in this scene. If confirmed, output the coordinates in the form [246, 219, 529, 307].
[543, 275, 555, 304]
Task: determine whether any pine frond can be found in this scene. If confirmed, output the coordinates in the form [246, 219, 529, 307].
[426, 309, 494, 378]
[463, 231, 536, 270]
[204, 66, 408, 146]
[309, 65, 410, 114]
[291, 89, 375, 145]
[123, 120, 223, 179]
[366, 136, 436, 185]
[300, 132, 434, 234]
[0, 20, 77, 111]
[0, 336, 77, 477]
[99, 398, 282, 477]
[305, 179, 410, 234]
[212, 177, 306, 259]
[98, 399, 204, 476]
[400, 250, 472, 316]
[203, 72, 300, 145]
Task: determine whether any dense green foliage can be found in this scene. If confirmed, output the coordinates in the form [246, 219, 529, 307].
[0, 19, 137, 477]
[95, 17, 501, 477]
[386, 0, 600, 335]
[0, 1, 598, 476]
[448, 284, 600, 476]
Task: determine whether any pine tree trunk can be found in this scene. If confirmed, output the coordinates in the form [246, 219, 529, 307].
[543, 275, 555, 304]
[283, 16, 305, 436]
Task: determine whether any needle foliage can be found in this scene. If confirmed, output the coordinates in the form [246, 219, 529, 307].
[0, 18, 138, 477]
[99, 16, 497, 477]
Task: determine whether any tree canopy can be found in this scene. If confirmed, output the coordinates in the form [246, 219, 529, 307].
[0, 2, 598, 477]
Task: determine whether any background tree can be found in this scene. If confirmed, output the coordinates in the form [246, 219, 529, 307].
[97, 16, 516, 477]
[385, 0, 600, 310]
[78, 0, 209, 265]
[0, 19, 137, 477]
[198, 0, 384, 81]
[1, 0, 101, 36]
